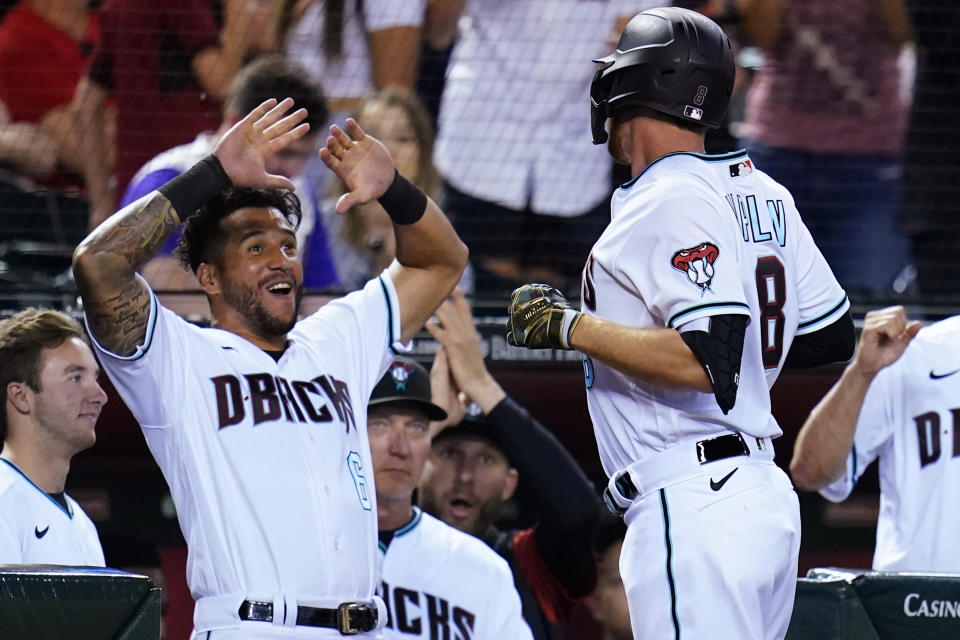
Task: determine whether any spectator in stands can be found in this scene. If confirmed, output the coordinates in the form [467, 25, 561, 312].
[0, 308, 106, 565]
[0, 0, 105, 256]
[121, 54, 335, 292]
[419, 290, 600, 640]
[328, 87, 463, 291]
[433, 0, 655, 295]
[583, 514, 632, 640]
[280, 0, 424, 118]
[416, 0, 466, 123]
[900, 0, 960, 298]
[0, 0, 101, 193]
[77, 0, 275, 224]
[739, 0, 914, 296]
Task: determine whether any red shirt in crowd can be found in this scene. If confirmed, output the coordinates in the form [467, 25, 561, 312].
[0, 3, 99, 122]
[0, 3, 101, 191]
[88, 0, 223, 194]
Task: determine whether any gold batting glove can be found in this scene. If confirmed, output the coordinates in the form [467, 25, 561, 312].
[506, 283, 582, 350]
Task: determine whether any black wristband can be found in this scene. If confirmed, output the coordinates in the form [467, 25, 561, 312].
[157, 155, 232, 221]
[377, 170, 427, 225]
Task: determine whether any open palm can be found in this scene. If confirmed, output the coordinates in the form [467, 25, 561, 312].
[319, 118, 396, 214]
[213, 98, 310, 190]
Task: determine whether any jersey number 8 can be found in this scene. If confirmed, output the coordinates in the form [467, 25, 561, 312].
[755, 256, 786, 370]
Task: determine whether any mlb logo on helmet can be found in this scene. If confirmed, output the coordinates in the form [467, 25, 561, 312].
[684, 106, 704, 121]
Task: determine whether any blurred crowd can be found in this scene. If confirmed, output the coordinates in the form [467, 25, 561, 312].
[0, 0, 957, 303]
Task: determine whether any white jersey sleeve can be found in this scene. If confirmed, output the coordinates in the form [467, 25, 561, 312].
[791, 214, 850, 334]
[610, 190, 751, 329]
[820, 359, 897, 502]
[85, 290, 185, 429]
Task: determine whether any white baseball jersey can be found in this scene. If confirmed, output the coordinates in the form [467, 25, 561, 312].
[0, 459, 104, 566]
[582, 150, 849, 475]
[821, 315, 960, 572]
[376, 509, 532, 640]
[583, 150, 839, 640]
[90, 274, 402, 634]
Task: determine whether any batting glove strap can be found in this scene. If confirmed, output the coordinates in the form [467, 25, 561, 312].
[506, 284, 582, 350]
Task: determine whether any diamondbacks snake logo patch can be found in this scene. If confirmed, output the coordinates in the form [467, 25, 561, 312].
[672, 242, 719, 294]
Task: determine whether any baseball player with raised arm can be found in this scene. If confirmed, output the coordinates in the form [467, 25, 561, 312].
[507, 8, 856, 639]
[791, 307, 960, 573]
[366, 356, 532, 640]
[0, 308, 106, 566]
[71, 98, 468, 638]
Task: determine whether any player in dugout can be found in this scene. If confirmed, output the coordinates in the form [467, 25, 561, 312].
[366, 355, 532, 639]
[420, 290, 602, 640]
[72, 97, 468, 638]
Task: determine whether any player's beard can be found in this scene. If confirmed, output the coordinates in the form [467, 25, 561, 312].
[419, 483, 504, 538]
[222, 277, 303, 338]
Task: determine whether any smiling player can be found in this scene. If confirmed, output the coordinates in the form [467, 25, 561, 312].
[72, 98, 467, 638]
[0, 308, 107, 565]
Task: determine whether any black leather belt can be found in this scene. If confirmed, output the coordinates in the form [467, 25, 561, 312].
[604, 433, 754, 515]
[238, 600, 377, 635]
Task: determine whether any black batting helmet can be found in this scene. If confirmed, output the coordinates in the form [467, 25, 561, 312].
[590, 7, 735, 144]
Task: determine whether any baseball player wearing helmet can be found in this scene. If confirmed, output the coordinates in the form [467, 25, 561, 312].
[366, 356, 533, 639]
[507, 7, 856, 639]
[72, 98, 468, 638]
[0, 308, 106, 566]
[792, 308, 960, 573]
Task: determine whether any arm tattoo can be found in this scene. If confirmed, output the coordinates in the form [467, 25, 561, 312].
[85, 192, 180, 269]
[86, 279, 153, 356]
[74, 191, 181, 356]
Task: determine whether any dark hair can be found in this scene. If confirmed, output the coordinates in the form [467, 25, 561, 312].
[0, 308, 88, 442]
[227, 54, 329, 130]
[175, 187, 302, 273]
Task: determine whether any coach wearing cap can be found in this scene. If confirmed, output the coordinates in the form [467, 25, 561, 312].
[419, 291, 601, 640]
[366, 356, 533, 639]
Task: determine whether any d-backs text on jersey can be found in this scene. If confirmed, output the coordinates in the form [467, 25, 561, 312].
[211, 372, 356, 432]
[915, 406, 960, 468]
[380, 581, 476, 640]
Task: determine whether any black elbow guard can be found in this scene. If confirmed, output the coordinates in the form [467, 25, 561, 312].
[680, 314, 748, 415]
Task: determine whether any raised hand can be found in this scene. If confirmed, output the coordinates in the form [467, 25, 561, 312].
[213, 98, 310, 189]
[853, 306, 922, 377]
[429, 346, 467, 435]
[428, 290, 506, 413]
[319, 118, 396, 214]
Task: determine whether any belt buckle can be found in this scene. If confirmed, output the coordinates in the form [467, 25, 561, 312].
[337, 602, 366, 635]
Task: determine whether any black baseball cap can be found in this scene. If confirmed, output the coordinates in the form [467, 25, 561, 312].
[369, 356, 448, 421]
[431, 406, 515, 467]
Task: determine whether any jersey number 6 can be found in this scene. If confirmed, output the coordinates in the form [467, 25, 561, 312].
[347, 451, 372, 511]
